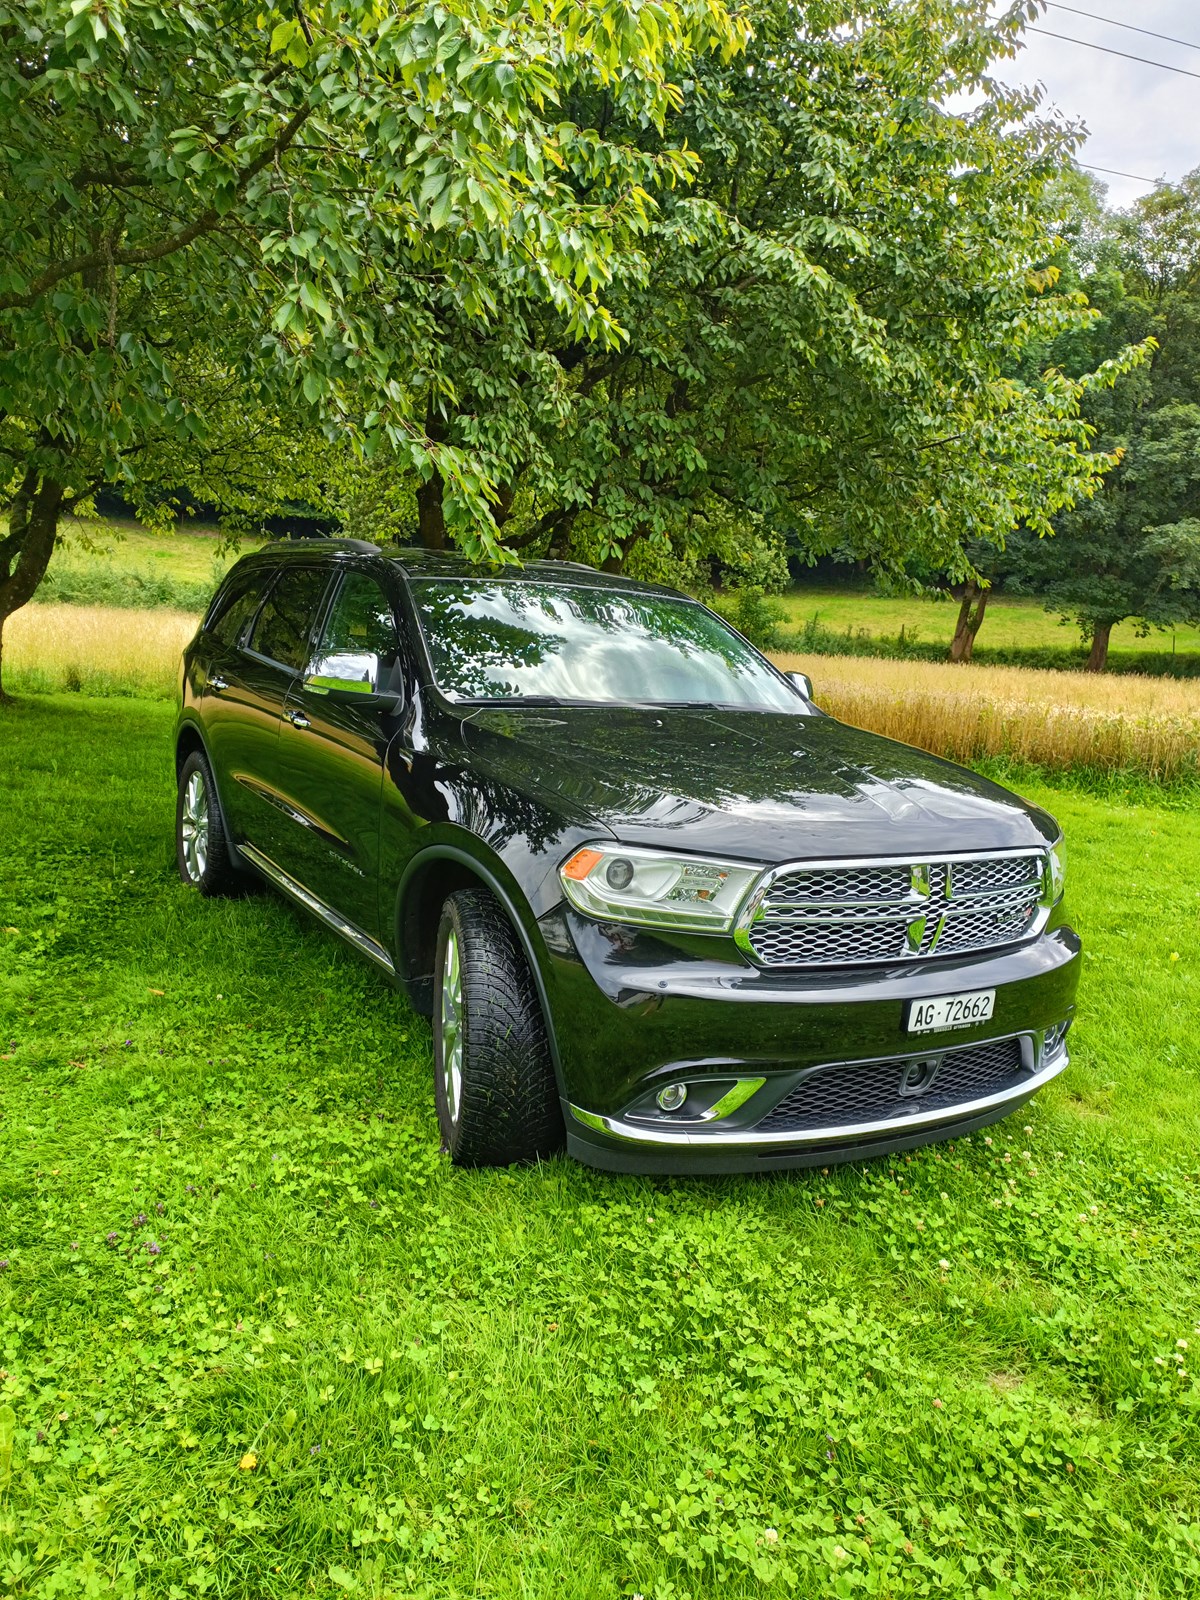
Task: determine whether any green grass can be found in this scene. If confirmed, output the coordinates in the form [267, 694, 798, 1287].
[27, 517, 261, 611]
[14, 514, 1200, 674]
[54, 517, 242, 582]
[779, 588, 1200, 669]
[2, 695, 1200, 1598]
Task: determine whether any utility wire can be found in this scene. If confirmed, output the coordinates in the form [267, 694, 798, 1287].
[1078, 161, 1163, 184]
[1027, 26, 1200, 81]
[1046, 4, 1200, 55]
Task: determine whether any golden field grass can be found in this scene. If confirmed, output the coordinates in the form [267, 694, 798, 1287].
[776, 650, 1200, 783]
[5, 603, 1199, 780]
[5, 603, 197, 698]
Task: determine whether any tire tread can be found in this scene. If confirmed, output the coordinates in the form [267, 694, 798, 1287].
[436, 888, 562, 1166]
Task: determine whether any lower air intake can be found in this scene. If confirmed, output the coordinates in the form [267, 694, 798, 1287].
[756, 1036, 1028, 1133]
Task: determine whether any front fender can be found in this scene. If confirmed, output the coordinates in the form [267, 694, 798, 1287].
[394, 834, 567, 1088]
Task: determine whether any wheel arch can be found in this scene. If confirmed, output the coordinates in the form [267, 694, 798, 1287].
[174, 718, 244, 871]
[174, 718, 209, 778]
[395, 844, 564, 1084]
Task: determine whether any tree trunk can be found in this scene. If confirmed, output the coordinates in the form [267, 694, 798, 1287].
[948, 580, 989, 663]
[416, 470, 446, 550]
[416, 406, 448, 550]
[0, 466, 65, 704]
[1085, 620, 1113, 673]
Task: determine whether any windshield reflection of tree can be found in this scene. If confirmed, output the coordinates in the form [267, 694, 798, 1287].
[410, 582, 784, 705]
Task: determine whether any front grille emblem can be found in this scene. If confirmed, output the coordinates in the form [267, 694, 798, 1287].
[898, 1056, 942, 1098]
[907, 864, 931, 952]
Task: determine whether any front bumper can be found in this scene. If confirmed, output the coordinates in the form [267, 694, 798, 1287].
[538, 907, 1081, 1175]
[567, 1031, 1070, 1175]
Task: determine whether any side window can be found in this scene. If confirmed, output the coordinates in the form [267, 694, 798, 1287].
[307, 572, 399, 692]
[248, 567, 330, 672]
[207, 571, 267, 650]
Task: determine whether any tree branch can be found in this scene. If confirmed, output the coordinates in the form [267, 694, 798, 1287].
[0, 101, 314, 314]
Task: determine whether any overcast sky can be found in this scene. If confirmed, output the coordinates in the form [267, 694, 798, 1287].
[990, 1, 1200, 208]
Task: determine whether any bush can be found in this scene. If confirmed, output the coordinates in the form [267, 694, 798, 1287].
[723, 584, 785, 648]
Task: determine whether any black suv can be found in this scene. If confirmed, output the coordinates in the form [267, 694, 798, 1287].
[175, 540, 1078, 1174]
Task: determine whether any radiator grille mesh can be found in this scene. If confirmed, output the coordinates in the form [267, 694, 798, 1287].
[744, 854, 1045, 968]
[757, 1036, 1027, 1133]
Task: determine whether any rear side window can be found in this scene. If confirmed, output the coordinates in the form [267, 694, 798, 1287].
[248, 566, 330, 671]
[207, 571, 267, 650]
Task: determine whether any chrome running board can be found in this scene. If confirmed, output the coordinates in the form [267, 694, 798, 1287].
[238, 843, 396, 976]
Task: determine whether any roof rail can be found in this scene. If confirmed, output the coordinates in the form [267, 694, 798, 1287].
[266, 536, 381, 555]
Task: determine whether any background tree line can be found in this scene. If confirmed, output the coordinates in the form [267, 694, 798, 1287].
[0, 1, 1157, 699]
[940, 171, 1200, 671]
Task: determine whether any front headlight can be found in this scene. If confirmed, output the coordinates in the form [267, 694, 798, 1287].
[560, 843, 761, 932]
[1046, 839, 1065, 905]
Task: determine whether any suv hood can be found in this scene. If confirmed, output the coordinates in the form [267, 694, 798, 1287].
[460, 706, 1058, 865]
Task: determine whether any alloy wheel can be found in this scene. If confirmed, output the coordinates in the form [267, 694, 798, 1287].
[440, 928, 463, 1128]
[181, 769, 210, 883]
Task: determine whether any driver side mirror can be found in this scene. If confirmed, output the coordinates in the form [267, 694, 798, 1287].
[306, 649, 380, 696]
[788, 671, 813, 700]
[304, 650, 401, 710]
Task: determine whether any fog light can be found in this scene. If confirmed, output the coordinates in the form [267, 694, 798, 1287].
[656, 1082, 688, 1112]
[605, 856, 635, 891]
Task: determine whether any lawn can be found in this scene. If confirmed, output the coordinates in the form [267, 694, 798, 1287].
[1, 516, 265, 612]
[1, 696, 1200, 1598]
[13, 514, 1200, 668]
[49, 517, 246, 585]
[779, 588, 1200, 664]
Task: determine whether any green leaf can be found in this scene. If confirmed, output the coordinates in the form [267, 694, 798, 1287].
[428, 184, 454, 231]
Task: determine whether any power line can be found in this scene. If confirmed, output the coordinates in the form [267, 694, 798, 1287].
[1027, 26, 1200, 81]
[1078, 161, 1163, 184]
[1045, 4, 1200, 55]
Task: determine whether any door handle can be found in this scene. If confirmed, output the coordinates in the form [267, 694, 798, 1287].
[285, 707, 311, 729]
[208, 674, 228, 693]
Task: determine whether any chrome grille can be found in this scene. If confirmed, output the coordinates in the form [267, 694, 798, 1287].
[740, 852, 1046, 968]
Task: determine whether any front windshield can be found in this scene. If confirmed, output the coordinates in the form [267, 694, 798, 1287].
[407, 578, 804, 712]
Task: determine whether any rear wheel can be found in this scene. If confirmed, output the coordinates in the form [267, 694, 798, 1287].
[175, 749, 243, 897]
[433, 888, 563, 1166]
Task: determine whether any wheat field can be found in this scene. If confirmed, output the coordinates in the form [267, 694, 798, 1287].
[777, 651, 1200, 782]
[5, 604, 1199, 779]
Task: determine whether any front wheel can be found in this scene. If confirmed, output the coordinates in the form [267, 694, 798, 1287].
[433, 888, 563, 1166]
[175, 749, 243, 897]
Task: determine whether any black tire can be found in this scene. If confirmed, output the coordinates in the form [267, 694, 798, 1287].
[175, 749, 244, 897]
[433, 888, 563, 1166]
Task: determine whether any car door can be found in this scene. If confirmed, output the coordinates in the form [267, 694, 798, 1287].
[273, 567, 404, 940]
[208, 562, 333, 854]
[200, 565, 278, 844]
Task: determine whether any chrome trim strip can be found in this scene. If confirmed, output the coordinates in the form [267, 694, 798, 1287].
[569, 1039, 1069, 1150]
[239, 843, 396, 975]
[704, 1077, 767, 1121]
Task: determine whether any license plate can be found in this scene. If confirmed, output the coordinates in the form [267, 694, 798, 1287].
[907, 989, 995, 1034]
